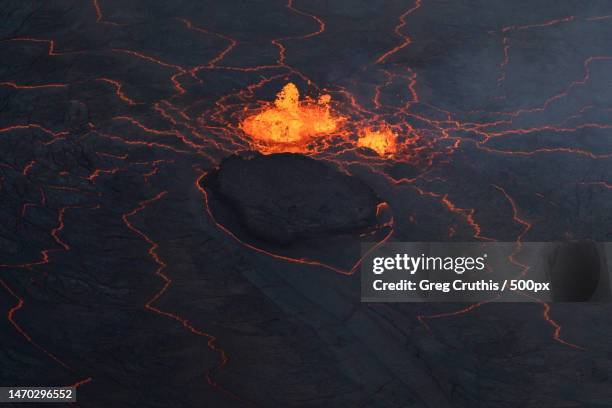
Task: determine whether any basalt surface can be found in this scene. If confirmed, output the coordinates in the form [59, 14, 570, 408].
[203, 153, 380, 245]
[1, 0, 612, 407]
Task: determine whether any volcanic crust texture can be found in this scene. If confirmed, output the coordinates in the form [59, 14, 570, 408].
[204, 153, 380, 244]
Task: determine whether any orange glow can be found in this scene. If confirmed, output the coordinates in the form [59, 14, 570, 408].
[357, 126, 398, 156]
[241, 83, 342, 152]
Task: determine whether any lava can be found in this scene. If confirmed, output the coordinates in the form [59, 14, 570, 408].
[0, 277, 71, 370]
[357, 125, 398, 156]
[122, 190, 249, 403]
[3, 1, 608, 404]
[240, 82, 343, 152]
[375, 0, 422, 64]
[96, 78, 137, 105]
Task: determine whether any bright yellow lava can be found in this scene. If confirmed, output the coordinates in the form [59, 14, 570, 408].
[241, 83, 341, 151]
[357, 126, 398, 156]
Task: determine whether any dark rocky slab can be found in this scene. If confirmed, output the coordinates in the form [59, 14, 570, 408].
[203, 153, 380, 244]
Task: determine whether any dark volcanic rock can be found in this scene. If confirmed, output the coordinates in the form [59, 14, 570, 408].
[204, 153, 380, 244]
[64, 100, 90, 133]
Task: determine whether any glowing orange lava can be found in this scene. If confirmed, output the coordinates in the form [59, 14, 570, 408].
[241, 83, 342, 152]
[357, 126, 398, 156]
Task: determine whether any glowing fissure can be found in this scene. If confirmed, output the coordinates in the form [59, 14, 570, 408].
[3, 1, 602, 403]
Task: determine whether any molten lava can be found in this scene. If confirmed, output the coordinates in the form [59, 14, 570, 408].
[241, 83, 342, 152]
[357, 126, 398, 156]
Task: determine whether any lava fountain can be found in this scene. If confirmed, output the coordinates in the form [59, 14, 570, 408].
[240, 83, 343, 153]
[357, 126, 398, 156]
